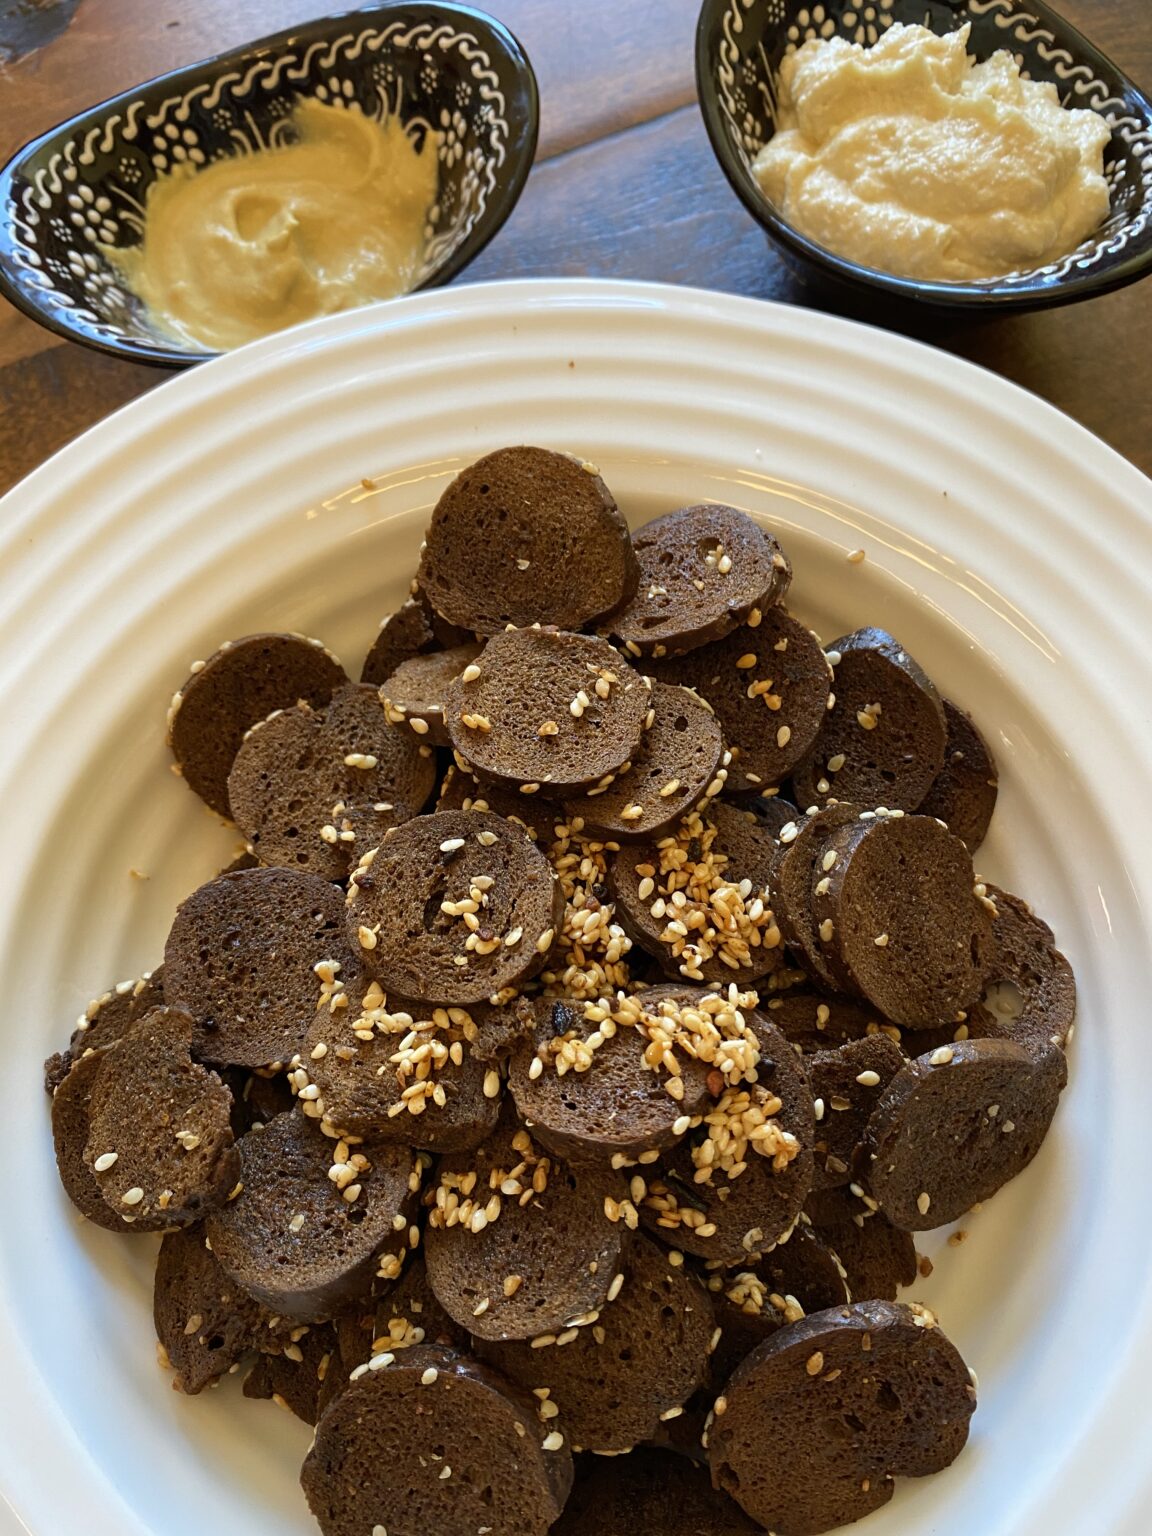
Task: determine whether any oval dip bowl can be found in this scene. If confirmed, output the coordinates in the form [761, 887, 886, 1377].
[696, 0, 1152, 310]
[0, 2, 539, 366]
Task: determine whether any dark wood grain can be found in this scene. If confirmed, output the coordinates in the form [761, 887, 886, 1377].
[0, 0, 1149, 494]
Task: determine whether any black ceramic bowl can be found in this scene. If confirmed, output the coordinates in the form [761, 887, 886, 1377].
[0, 2, 538, 366]
[697, 0, 1152, 310]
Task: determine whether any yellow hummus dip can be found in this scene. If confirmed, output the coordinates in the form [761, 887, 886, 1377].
[752, 23, 1112, 282]
[112, 99, 438, 350]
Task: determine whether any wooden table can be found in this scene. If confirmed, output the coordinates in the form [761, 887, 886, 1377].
[1, 0, 1149, 493]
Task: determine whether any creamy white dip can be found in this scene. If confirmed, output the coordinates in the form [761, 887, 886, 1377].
[752, 23, 1112, 282]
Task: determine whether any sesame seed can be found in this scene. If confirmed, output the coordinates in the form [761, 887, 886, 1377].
[520, 783, 541, 795]
[776, 725, 792, 748]
[818, 919, 834, 943]
[536, 927, 555, 952]
[538, 720, 560, 737]
[806, 1351, 824, 1376]
[814, 1098, 825, 1121]
[410, 718, 430, 736]
[847, 548, 866, 563]
[672, 1115, 691, 1136]
[121, 1187, 144, 1206]
[343, 752, 378, 769]
[1002, 1119, 1016, 1133]
[460, 713, 492, 732]
[476, 830, 498, 846]
[736, 653, 757, 670]
[503, 1274, 523, 1297]
[461, 663, 482, 683]
[638, 876, 655, 901]
[542, 1431, 565, 1452]
[856, 1070, 881, 1087]
[857, 710, 877, 730]
[747, 608, 762, 628]
[358, 924, 378, 950]
[473, 1298, 490, 1316]
[873, 932, 889, 947]
[717, 554, 732, 574]
[440, 837, 466, 853]
[713, 1395, 728, 1415]
[779, 821, 799, 844]
[607, 1272, 625, 1302]
[620, 803, 645, 821]
[822, 849, 838, 871]
[528, 1056, 544, 1080]
[917, 1191, 932, 1216]
[659, 778, 681, 798]
[421, 1367, 439, 1385]
[439, 1466, 452, 1480]
[93, 1152, 118, 1172]
[483, 1070, 501, 1099]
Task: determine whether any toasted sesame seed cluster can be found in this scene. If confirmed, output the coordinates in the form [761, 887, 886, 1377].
[44, 447, 1077, 1536]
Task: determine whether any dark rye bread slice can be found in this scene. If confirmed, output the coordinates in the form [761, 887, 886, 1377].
[445, 628, 649, 798]
[244, 1322, 337, 1424]
[167, 632, 347, 817]
[301, 989, 501, 1152]
[865, 1036, 1068, 1231]
[436, 763, 558, 843]
[807, 1034, 906, 1190]
[360, 592, 473, 686]
[642, 1010, 815, 1264]
[972, 884, 1077, 1054]
[423, 1110, 628, 1342]
[707, 1300, 976, 1536]
[205, 1109, 420, 1322]
[84, 1007, 239, 1231]
[605, 503, 791, 658]
[563, 681, 726, 841]
[806, 1191, 918, 1302]
[812, 814, 992, 1028]
[346, 810, 562, 1007]
[507, 993, 713, 1166]
[918, 700, 999, 853]
[165, 865, 361, 1069]
[791, 627, 948, 814]
[476, 1233, 715, 1453]
[301, 1346, 573, 1536]
[609, 800, 787, 987]
[154, 1224, 266, 1393]
[651, 610, 831, 794]
[226, 683, 436, 879]
[51, 1048, 130, 1233]
[770, 802, 863, 991]
[554, 1448, 763, 1536]
[418, 445, 639, 635]
[707, 1224, 850, 1385]
[765, 990, 894, 1054]
[227, 1068, 296, 1136]
[379, 641, 484, 746]
[44, 967, 165, 1092]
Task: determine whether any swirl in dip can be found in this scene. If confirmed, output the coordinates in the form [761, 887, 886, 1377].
[111, 99, 438, 350]
[752, 23, 1112, 283]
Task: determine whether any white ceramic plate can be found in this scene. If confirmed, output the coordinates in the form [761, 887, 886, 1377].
[2, 279, 1151, 1536]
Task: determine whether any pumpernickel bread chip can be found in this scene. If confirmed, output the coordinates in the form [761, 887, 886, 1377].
[154, 1224, 267, 1394]
[167, 632, 347, 817]
[806, 1189, 918, 1302]
[707, 1300, 976, 1535]
[563, 681, 727, 840]
[865, 1036, 1067, 1230]
[346, 810, 562, 1006]
[507, 992, 713, 1166]
[301, 984, 501, 1152]
[243, 1322, 337, 1424]
[918, 700, 999, 852]
[477, 1233, 715, 1452]
[970, 884, 1076, 1054]
[811, 813, 991, 1027]
[766, 989, 893, 1054]
[435, 763, 557, 843]
[85, 1006, 239, 1231]
[555, 1448, 763, 1535]
[641, 1008, 814, 1264]
[791, 627, 947, 813]
[423, 1111, 628, 1342]
[166, 866, 361, 1069]
[807, 1034, 906, 1190]
[418, 445, 639, 635]
[205, 1109, 420, 1321]
[44, 967, 164, 1093]
[50, 1048, 130, 1233]
[606, 503, 791, 658]
[379, 641, 484, 746]
[610, 801, 788, 987]
[651, 610, 831, 793]
[227, 684, 435, 878]
[770, 802, 863, 992]
[445, 628, 649, 798]
[302, 1346, 573, 1536]
[360, 592, 473, 686]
